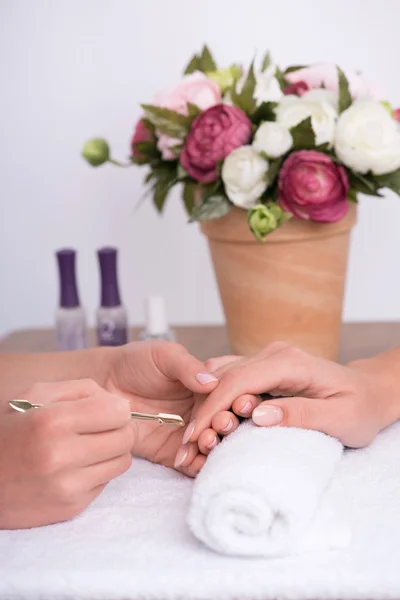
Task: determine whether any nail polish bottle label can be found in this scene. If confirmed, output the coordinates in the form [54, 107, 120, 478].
[97, 313, 128, 346]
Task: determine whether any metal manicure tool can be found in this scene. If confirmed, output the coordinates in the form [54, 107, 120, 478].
[9, 400, 185, 427]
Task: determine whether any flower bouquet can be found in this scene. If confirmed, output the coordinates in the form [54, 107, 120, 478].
[83, 46, 400, 359]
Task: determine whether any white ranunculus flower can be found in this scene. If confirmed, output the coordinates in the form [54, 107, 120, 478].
[334, 100, 400, 175]
[253, 122, 293, 158]
[222, 146, 269, 209]
[275, 90, 338, 146]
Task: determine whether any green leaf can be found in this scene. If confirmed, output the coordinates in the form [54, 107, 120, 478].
[251, 102, 277, 125]
[347, 171, 383, 196]
[144, 171, 156, 184]
[315, 142, 331, 153]
[284, 65, 307, 74]
[290, 116, 316, 149]
[374, 169, 400, 195]
[186, 102, 202, 120]
[153, 179, 172, 213]
[230, 61, 257, 114]
[275, 67, 287, 91]
[141, 105, 191, 139]
[199, 45, 217, 72]
[348, 188, 359, 203]
[337, 67, 352, 114]
[177, 164, 188, 180]
[134, 141, 161, 159]
[267, 158, 282, 186]
[261, 51, 271, 72]
[141, 118, 156, 135]
[183, 182, 197, 216]
[184, 53, 200, 75]
[190, 194, 232, 222]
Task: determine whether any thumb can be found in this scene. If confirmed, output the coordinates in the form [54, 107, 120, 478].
[251, 397, 342, 438]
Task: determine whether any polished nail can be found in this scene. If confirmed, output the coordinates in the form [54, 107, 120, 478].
[252, 405, 283, 426]
[174, 446, 188, 468]
[195, 372, 218, 385]
[207, 438, 218, 450]
[221, 419, 233, 432]
[241, 401, 253, 415]
[182, 420, 196, 445]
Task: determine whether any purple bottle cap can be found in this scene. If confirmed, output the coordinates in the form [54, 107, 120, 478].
[98, 247, 122, 307]
[56, 249, 80, 308]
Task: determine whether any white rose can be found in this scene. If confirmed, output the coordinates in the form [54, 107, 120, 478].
[222, 146, 269, 209]
[275, 89, 338, 146]
[334, 100, 400, 175]
[253, 122, 293, 158]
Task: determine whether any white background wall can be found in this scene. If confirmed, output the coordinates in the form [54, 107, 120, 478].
[1, 0, 400, 337]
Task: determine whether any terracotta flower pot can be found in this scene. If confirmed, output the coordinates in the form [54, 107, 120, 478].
[200, 204, 357, 361]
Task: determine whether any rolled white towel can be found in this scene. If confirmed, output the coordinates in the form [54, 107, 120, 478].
[188, 423, 349, 557]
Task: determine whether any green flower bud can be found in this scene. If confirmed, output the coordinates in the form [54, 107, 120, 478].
[206, 65, 242, 93]
[82, 138, 110, 167]
[247, 203, 291, 241]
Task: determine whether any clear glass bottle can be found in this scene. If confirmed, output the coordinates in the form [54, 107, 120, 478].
[139, 296, 175, 342]
[55, 249, 88, 351]
[96, 247, 128, 346]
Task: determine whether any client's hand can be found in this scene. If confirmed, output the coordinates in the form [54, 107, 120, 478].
[104, 341, 241, 477]
[181, 342, 400, 449]
[0, 380, 133, 530]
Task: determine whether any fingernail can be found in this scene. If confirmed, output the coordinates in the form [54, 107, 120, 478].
[182, 420, 196, 445]
[196, 372, 218, 385]
[252, 406, 283, 426]
[207, 438, 218, 450]
[241, 401, 253, 415]
[174, 446, 188, 468]
[221, 419, 233, 432]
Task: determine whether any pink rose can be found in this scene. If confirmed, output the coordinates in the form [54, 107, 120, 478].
[285, 63, 385, 101]
[393, 108, 400, 122]
[152, 72, 221, 160]
[180, 105, 252, 184]
[283, 81, 310, 96]
[278, 150, 349, 223]
[131, 119, 154, 160]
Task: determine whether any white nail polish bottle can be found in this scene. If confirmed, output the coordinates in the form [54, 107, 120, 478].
[139, 296, 175, 342]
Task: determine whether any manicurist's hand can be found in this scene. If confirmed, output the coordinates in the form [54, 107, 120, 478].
[0, 379, 133, 530]
[181, 342, 400, 449]
[104, 341, 244, 477]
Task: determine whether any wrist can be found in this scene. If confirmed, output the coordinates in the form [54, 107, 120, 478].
[348, 351, 400, 428]
[75, 346, 120, 387]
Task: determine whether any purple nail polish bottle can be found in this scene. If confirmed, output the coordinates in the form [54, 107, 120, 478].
[96, 247, 128, 346]
[55, 249, 88, 351]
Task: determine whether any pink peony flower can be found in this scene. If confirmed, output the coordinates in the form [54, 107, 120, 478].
[283, 80, 310, 96]
[131, 119, 154, 161]
[393, 108, 400, 122]
[180, 105, 252, 184]
[151, 72, 221, 160]
[285, 63, 385, 101]
[278, 150, 349, 223]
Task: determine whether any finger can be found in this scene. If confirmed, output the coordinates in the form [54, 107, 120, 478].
[19, 379, 102, 405]
[198, 429, 219, 455]
[82, 452, 133, 488]
[252, 397, 344, 440]
[173, 442, 199, 470]
[186, 348, 313, 442]
[232, 394, 261, 417]
[56, 391, 131, 434]
[211, 411, 240, 436]
[152, 342, 219, 393]
[181, 454, 206, 479]
[204, 355, 241, 373]
[74, 424, 135, 467]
